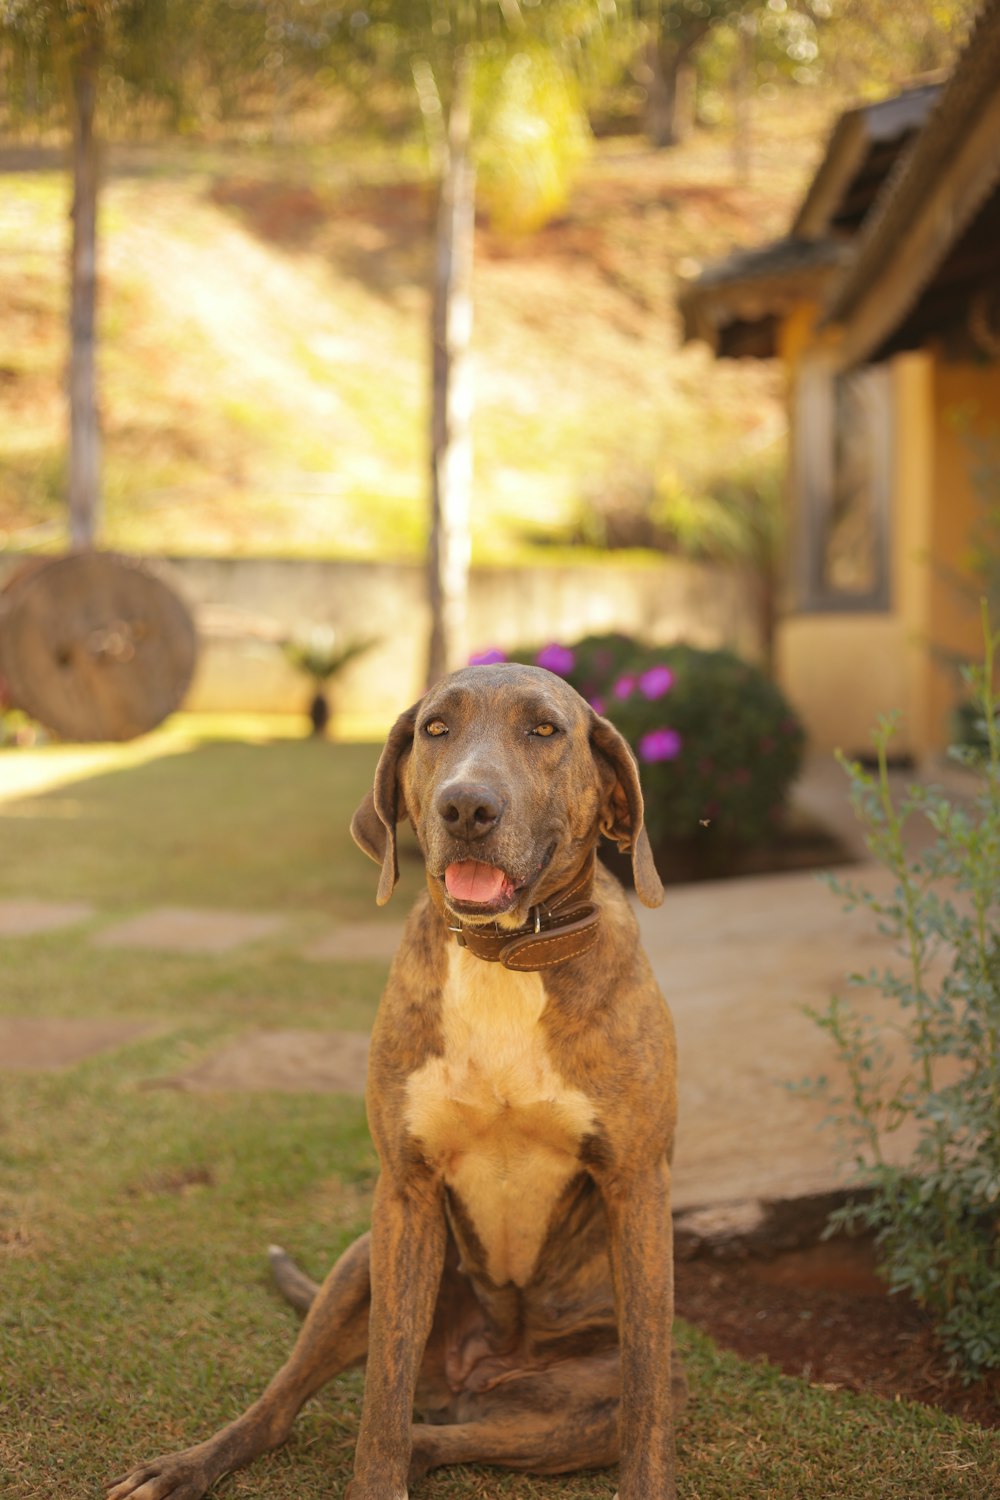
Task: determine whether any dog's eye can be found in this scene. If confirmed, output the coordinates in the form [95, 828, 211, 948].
[424, 719, 449, 737]
[532, 723, 558, 738]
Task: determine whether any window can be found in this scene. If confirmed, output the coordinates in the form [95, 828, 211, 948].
[793, 357, 892, 611]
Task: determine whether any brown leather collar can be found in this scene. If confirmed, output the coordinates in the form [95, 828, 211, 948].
[447, 858, 600, 971]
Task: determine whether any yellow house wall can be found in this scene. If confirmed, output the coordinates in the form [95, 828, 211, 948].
[778, 349, 1000, 757]
[922, 359, 1000, 749]
[776, 613, 911, 756]
[893, 352, 935, 752]
[776, 345, 935, 757]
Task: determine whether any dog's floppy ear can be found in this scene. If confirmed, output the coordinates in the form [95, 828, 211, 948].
[590, 712, 664, 909]
[350, 701, 420, 906]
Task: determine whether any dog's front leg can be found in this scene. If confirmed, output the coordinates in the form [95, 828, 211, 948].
[604, 1157, 676, 1500]
[347, 1169, 446, 1500]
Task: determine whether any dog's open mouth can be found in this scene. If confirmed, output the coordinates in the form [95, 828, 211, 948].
[444, 860, 521, 913]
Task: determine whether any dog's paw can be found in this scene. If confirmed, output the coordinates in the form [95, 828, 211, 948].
[106, 1453, 211, 1500]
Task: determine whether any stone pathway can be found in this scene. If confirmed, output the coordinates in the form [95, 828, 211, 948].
[93, 906, 288, 955]
[0, 899, 396, 1079]
[303, 922, 403, 964]
[0, 899, 94, 937]
[160, 1028, 370, 1095]
[0, 860, 918, 1215]
[0, 1017, 155, 1070]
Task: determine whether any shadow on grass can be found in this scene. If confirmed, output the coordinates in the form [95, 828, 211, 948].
[0, 735, 423, 918]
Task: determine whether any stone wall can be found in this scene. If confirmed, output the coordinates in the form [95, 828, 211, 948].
[0, 553, 760, 718]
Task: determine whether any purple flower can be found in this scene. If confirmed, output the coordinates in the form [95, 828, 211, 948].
[638, 664, 674, 700]
[469, 647, 507, 666]
[588, 696, 606, 716]
[638, 727, 683, 763]
[535, 642, 575, 676]
[612, 674, 636, 700]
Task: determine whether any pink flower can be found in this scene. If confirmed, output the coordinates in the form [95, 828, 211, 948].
[469, 647, 507, 666]
[588, 696, 606, 716]
[613, 674, 636, 700]
[638, 727, 682, 763]
[535, 643, 575, 675]
[638, 665, 674, 700]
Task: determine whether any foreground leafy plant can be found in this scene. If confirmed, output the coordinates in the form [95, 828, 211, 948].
[804, 606, 1000, 1381]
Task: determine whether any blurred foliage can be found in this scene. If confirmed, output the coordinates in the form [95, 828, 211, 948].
[572, 440, 786, 669]
[474, 44, 590, 233]
[0, 0, 983, 153]
[815, 0, 979, 93]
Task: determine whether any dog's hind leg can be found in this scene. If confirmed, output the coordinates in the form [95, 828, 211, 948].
[107, 1233, 372, 1500]
[409, 1352, 621, 1484]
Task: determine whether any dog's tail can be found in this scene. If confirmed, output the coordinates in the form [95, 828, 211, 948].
[268, 1244, 319, 1314]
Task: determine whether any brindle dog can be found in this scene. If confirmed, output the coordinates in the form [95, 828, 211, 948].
[108, 664, 681, 1500]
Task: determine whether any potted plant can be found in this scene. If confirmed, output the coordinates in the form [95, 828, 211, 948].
[281, 626, 377, 737]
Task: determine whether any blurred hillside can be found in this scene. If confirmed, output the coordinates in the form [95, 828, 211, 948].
[2, 91, 839, 562]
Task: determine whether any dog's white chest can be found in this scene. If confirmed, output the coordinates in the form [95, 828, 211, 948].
[404, 944, 595, 1287]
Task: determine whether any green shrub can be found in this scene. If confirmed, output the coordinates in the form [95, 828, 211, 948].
[499, 633, 805, 850]
[801, 607, 1000, 1381]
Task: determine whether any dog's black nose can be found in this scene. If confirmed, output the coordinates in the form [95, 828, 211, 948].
[437, 782, 503, 841]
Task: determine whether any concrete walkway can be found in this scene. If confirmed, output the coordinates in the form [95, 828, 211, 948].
[640, 863, 895, 1215]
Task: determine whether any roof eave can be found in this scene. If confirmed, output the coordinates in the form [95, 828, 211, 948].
[826, 0, 1000, 364]
[678, 256, 845, 358]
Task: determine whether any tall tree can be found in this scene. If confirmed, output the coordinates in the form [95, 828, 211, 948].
[360, 0, 612, 685]
[0, 0, 282, 547]
[635, 0, 742, 148]
[0, 1, 176, 547]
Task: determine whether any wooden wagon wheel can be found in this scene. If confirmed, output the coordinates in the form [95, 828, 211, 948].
[0, 553, 198, 742]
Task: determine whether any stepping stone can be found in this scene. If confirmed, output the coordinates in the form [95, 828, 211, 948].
[303, 922, 404, 963]
[160, 1029, 369, 1095]
[94, 907, 286, 954]
[0, 900, 94, 937]
[0, 1017, 154, 1071]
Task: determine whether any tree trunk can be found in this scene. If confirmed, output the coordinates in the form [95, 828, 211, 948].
[643, 35, 700, 149]
[732, 14, 756, 186]
[425, 54, 475, 689]
[68, 44, 101, 551]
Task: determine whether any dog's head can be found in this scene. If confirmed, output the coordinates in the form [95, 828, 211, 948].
[351, 663, 664, 924]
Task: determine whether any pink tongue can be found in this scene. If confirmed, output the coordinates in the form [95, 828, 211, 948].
[445, 861, 508, 904]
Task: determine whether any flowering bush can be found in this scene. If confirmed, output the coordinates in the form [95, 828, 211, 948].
[492, 632, 805, 851]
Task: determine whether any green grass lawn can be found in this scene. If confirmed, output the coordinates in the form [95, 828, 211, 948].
[0, 725, 997, 1498]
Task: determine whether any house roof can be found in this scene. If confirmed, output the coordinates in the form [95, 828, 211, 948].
[792, 81, 941, 240]
[677, 238, 848, 357]
[827, 0, 1000, 363]
[677, 80, 937, 358]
